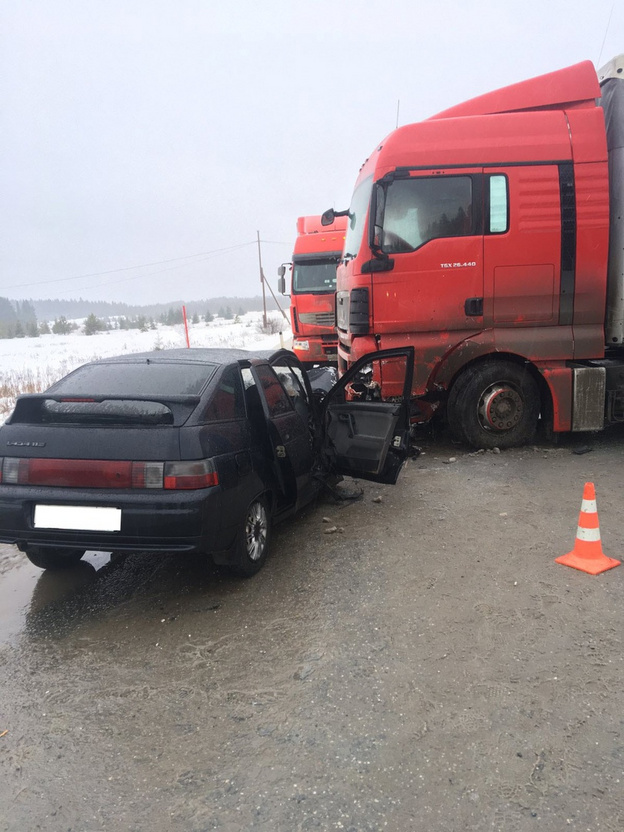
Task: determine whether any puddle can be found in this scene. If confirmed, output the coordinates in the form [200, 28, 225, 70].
[0, 547, 111, 644]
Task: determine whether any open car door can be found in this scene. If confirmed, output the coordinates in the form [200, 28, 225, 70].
[320, 347, 415, 485]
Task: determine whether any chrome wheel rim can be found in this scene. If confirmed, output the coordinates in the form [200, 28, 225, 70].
[245, 501, 267, 561]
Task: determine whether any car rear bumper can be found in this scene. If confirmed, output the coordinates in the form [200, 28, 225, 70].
[0, 483, 232, 555]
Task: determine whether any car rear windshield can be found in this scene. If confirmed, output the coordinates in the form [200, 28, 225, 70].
[49, 361, 218, 396]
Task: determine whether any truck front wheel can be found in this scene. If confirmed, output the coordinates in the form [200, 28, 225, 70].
[447, 361, 540, 449]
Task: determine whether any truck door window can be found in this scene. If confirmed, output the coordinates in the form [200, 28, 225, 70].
[488, 174, 508, 233]
[381, 176, 473, 253]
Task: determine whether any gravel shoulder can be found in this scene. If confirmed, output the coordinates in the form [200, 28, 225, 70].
[1, 430, 623, 831]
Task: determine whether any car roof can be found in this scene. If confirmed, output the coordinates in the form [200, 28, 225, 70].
[85, 347, 280, 366]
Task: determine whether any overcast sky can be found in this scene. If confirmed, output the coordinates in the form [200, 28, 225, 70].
[1, 0, 621, 306]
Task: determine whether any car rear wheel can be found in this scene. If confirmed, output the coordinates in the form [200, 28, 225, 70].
[21, 546, 86, 570]
[229, 496, 271, 577]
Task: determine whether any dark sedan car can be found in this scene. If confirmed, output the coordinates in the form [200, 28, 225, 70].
[0, 346, 414, 576]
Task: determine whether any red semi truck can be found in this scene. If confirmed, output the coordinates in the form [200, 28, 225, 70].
[322, 55, 624, 448]
[278, 215, 347, 367]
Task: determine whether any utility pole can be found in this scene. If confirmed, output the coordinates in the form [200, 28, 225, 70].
[257, 230, 267, 329]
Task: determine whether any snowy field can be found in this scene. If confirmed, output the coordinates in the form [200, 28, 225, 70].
[0, 311, 292, 419]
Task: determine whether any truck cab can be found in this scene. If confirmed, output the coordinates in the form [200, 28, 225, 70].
[278, 215, 347, 368]
[326, 57, 624, 448]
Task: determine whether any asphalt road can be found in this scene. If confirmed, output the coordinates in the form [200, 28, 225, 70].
[1, 428, 623, 831]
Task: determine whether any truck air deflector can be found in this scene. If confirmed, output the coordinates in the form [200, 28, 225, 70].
[393, 160, 572, 172]
[558, 162, 576, 326]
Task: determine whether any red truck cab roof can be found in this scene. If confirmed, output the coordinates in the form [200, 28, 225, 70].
[294, 215, 347, 256]
[430, 60, 600, 119]
[355, 59, 607, 186]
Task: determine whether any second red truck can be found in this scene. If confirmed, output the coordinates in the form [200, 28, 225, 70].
[278, 215, 347, 368]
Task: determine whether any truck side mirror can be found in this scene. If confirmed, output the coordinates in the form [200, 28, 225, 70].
[321, 209, 335, 226]
[277, 264, 288, 295]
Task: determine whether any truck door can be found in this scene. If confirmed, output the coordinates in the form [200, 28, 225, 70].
[372, 170, 484, 386]
[320, 347, 414, 485]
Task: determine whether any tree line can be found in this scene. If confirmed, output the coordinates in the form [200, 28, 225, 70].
[0, 296, 248, 339]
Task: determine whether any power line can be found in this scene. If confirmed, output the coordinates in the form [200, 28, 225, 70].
[597, 3, 615, 67]
[4, 241, 257, 291]
[72, 245, 255, 294]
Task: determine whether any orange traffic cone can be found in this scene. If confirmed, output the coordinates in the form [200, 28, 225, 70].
[555, 482, 620, 575]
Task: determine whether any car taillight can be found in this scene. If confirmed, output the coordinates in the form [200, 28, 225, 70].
[163, 459, 218, 490]
[0, 457, 218, 490]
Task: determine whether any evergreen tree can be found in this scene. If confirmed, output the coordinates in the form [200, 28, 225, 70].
[84, 314, 105, 335]
[52, 316, 73, 335]
[0, 297, 17, 325]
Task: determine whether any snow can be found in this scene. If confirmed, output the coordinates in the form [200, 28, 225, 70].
[0, 312, 292, 419]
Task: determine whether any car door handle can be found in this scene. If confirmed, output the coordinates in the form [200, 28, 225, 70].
[338, 412, 357, 438]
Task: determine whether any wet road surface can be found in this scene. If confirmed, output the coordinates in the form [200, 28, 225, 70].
[1, 433, 624, 831]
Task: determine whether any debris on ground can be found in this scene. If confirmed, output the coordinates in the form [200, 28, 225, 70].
[324, 481, 364, 502]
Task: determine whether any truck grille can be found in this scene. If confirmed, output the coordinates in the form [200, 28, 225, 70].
[298, 312, 335, 326]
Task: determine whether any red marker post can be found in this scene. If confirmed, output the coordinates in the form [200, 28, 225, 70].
[182, 305, 190, 348]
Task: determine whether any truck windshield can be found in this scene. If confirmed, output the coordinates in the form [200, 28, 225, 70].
[343, 176, 373, 259]
[292, 259, 339, 294]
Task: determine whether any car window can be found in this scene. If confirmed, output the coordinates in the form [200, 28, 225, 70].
[48, 361, 218, 396]
[273, 365, 311, 423]
[252, 365, 293, 417]
[201, 366, 245, 422]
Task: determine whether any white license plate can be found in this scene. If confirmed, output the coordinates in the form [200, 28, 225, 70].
[34, 505, 122, 532]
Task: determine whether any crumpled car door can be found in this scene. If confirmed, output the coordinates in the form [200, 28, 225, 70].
[320, 347, 415, 485]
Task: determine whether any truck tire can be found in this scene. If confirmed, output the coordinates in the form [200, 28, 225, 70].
[447, 361, 540, 449]
[228, 496, 271, 578]
[22, 546, 86, 570]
